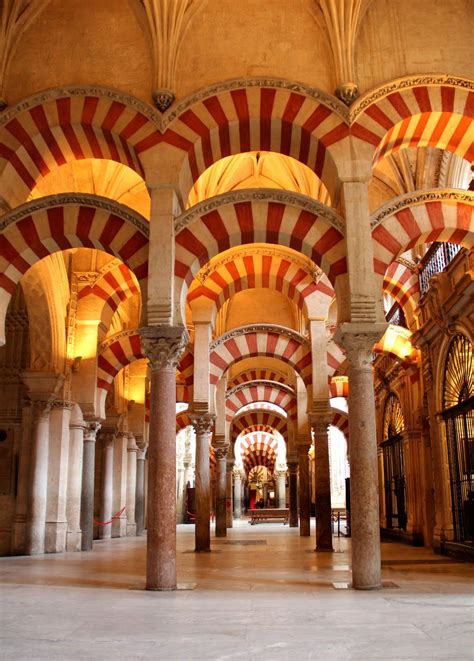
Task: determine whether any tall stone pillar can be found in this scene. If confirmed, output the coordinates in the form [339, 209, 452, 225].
[98, 432, 114, 540]
[46, 400, 73, 552]
[310, 415, 333, 551]
[140, 325, 188, 590]
[11, 402, 33, 555]
[66, 412, 85, 551]
[233, 468, 242, 519]
[25, 400, 53, 554]
[190, 413, 215, 552]
[337, 326, 385, 589]
[214, 446, 228, 537]
[226, 458, 233, 528]
[80, 421, 101, 551]
[288, 461, 299, 527]
[126, 434, 138, 536]
[112, 431, 128, 537]
[135, 446, 147, 535]
[277, 471, 286, 508]
[298, 445, 311, 536]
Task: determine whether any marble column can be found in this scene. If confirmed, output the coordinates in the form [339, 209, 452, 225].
[25, 400, 53, 555]
[46, 400, 73, 552]
[112, 432, 128, 537]
[140, 325, 188, 591]
[80, 421, 101, 551]
[191, 413, 215, 552]
[310, 416, 333, 551]
[337, 326, 384, 589]
[277, 471, 287, 508]
[135, 446, 147, 535]
[226, 458, 233, 528]
[233, 469, 242, 519]
[11, 402, 33, 555]
[98, 432, 114, 540]
[126, 434, 138, 536]
[298, 445, 311, 536]
[66, 415, 85, 551]
[288, 461, 299, 527]
[214, 446, 228, 537]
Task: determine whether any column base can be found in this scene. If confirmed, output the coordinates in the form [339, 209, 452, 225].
[315, 546, 334, 552]
[352, 582, 382, 591]
[194, 547, 211, 553]
[126, 523, 137, 536]
[45, 522, 68, 553]
[66, 529, 82, 551]
[146, 586, 177, 592]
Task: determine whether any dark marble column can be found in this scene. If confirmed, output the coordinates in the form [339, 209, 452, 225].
[310, 415, 333, 552]
[214, 446, 228, 537]
[288, 461, 299, 527]
[140, 325, 188, 590]
[98, 432, 114, 540]
[298, 445, 311, 537]
[135, 446, 147, 536]
[190, 413, 215, 552]
[80, 421, 101, 551]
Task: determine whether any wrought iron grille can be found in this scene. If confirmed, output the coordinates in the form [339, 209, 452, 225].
[385, 302, 407, 328]
[442, 334, 474, 542]
[382, 394, 407, 530]
[419, 242, 462, 296]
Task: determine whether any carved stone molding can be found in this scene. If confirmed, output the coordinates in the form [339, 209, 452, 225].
[152, 89, 175, 112]
[31, 400, 53, 421]
[0, 193, 150, 237]
[371, 188, 473, 231]
[98, 328, 142, 353]
[210, 323, 310, 352]
[214, 446, 229, 461]
[139, 325, 189, 371]
[227, 379, 295, 399]
[189, 412, 215, 435]
[175, 188, 345, 235]
[335, 322, 387, 370]
[51, 400, 74, 411]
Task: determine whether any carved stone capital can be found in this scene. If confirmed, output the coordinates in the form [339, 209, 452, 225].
[309, 414, 331, 439]
[214, 446, 229, 461]
[127, 434, 139, 452]
[336, 82, 359, 105]
[139, 325, 189, 371]
[335, 323, 387, 370]
[233, 467, 243, 479]
[51, 400, 74, 411]
[189, 412, 215, 436]
[83, 421, 101, 443]
[32, 400, 53, 421]
[287, 461, 299, 475]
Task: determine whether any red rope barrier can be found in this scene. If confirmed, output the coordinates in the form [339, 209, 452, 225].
[94, 506, 127, 526]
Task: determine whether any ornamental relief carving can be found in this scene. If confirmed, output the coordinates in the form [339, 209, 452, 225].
[139, 325, 189, 370]
[189, 413, 215, 435]
[227, 380, 295, 398]
[370, 189, 473, 230]
[98, 328, 142, 353]
[210, 324, 310, 352]
[174, 189, 345, 235]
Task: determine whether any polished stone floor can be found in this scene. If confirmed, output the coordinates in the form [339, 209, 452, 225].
[1, 520, 473, 660]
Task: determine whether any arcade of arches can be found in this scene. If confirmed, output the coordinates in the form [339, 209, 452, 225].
[0, 0, 473, 601]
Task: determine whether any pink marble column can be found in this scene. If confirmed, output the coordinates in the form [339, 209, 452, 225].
[135, 446, 147, 536]
[190, 413, 215, 552]
[288, 461, 299, 527]
[310, 416, 333, 552]
[140, 325, 188, 590]
[298, 445, 311, 537]
[338, 327, 383, 590]
[226, 458, 233, 528]
[214, 446, 228, 537]
[233, 468, 242, 519]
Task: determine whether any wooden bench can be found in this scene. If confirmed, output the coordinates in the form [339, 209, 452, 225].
[248, 508, 289, 525]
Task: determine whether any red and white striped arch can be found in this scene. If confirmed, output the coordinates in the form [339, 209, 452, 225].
[351, 78, 474, 164]
[187, 249, 335, 317]
[97, 330, 144, 391]
[176, 411, 192, 432]
[372, 192, 473, 274]
[231, 409, 288, 442]
[329, 376, 349, 398]
[164, 81, 348, 200]
[0, 87, 163, 207]
[178, 347, 194, 386]
[330, 409, 349, 442]
[229, 368, 289, 388]
[239, 432, 278, 473]
[175, 194, 346, 316]
[210, 325, 312, 387]
[0, 194, 149, 345]
[226, 380, 297, 423]
[77, 261, 141, 329]
[383, 260, 420, 317]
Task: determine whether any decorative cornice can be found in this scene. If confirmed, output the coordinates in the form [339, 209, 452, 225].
[0, 193, 150, 237]
[395, 256, 417, 271]
[175, 188, 345, 235]
[162, 76, 348, 126]
[51, 400, 74, 411]
[227, 380, 295, 399]
[210, 323, 310, 352]
[98, 328, 141, 353]
[195, 246, 325, 286]
[139, 325, 189, 371]
[370, 189, 473, 231]
[350, 75, 474, 123]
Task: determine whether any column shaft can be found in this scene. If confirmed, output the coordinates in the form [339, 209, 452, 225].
[233, 473, 242, 519]
[192, 414, 214, 552]
[226, 462, 233, 528]
[135, 450, 146, 535]
[126, 435, 138, 536]
[313, 421, 333, 551]
[298, 447, 311, 537]
[98, 434, 114, 540]
[278, 473, 286, 508]
[80, 422, 100, 551]
[66, 420, 84, 551]
[25, 402, 51, 554]
[288, 462, 299, 527]
[215, 448, 228, 537]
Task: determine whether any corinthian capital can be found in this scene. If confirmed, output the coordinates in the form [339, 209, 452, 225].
[139, 325, 189, 371]
[335, 322, 387, 370]
[83, 421, 101, 442]
[214, 446, 229, 461]
[189, 412, 215, 435]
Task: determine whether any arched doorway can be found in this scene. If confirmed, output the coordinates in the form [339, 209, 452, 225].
[442, 333, 474, 543]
